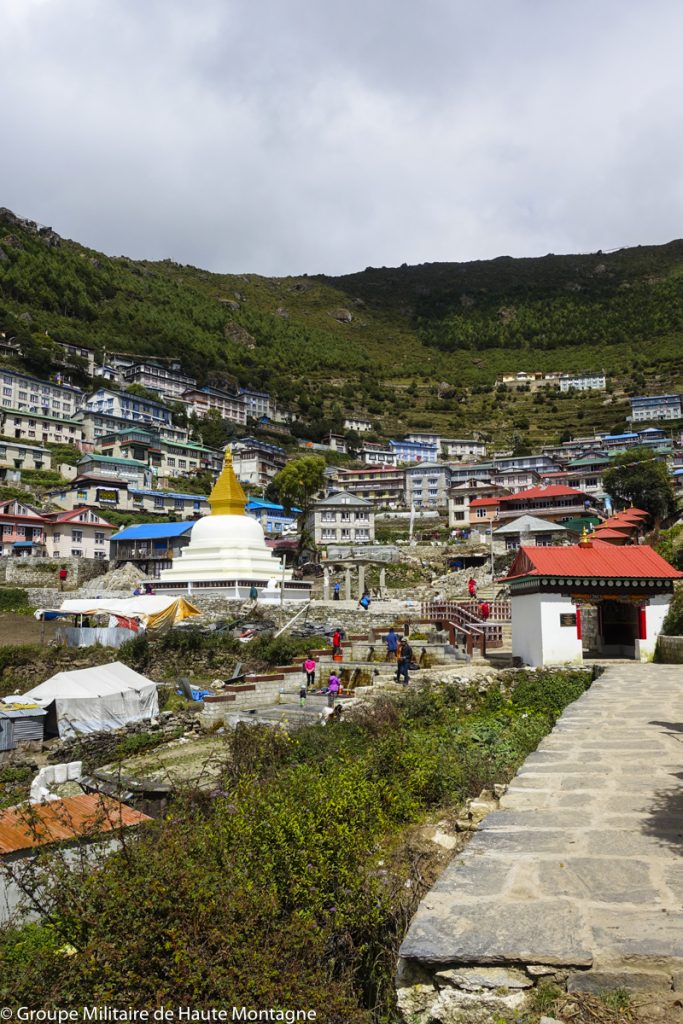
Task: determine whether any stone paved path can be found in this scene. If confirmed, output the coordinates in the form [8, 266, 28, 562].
[400, 664, 683, 987]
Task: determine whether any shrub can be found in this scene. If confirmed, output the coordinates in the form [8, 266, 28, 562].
[0, 588, 29, 612]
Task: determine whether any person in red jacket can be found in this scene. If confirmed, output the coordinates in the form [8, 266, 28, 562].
[480, 600, 490, 621]
[332, 629, 342, 658]
[468, 577, 477, 598]
[58, 566, 68, 592]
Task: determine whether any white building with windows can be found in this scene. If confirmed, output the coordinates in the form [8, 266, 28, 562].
[404, 463, 451, 509]
[559, 371, 606, 392]
[306, 491, 375, 545]
[182, 385, 247, 425]
[360, 443, 398, 466]
[630, 394, 682, 422]
[344, 416, 373, 433]
[0, 441, 52, 473]
[239, 387, 271, 419]
[43, 507, 115, 560]
[84, 388, 173, 427]
[442, 437, 487, 460]
[122, 362, 197, 400]
[0, 409, 85, 449]
[0, 370, 82, 418]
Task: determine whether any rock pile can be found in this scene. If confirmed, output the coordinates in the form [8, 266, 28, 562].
[80, 562, 152, 596]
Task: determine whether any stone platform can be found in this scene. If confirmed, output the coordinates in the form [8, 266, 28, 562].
[398, 663, 683, 1018]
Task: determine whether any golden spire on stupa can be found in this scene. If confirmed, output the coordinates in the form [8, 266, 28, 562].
[209, 449, 247, 516]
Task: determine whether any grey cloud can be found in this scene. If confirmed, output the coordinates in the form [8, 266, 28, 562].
[1, 0, 682, 274]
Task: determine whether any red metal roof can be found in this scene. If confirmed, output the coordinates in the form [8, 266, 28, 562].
[499, 485, 588, 502]
[594, 521, 636, 534]
[611, 510, 648, 522]
[505, 541, 683, 581]
[0, 794, 151, 855]
[470, 497, 501, 507]
[589, 528, 629, 541]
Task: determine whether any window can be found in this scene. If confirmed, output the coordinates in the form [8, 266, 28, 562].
[53, 532, 61, 541]
[71, 549, 83, 558]
[476, 509, 488, 518]
[16, 526, 25, 536]
[174, 499, 184, 509]
[95, 532, 105, 544]
[94, 551, 106, 560]
[77, 490, 88, 501]
[72, 530, 83, 542]
[154, 496, 165, 508]
[2, 525, 11, 536]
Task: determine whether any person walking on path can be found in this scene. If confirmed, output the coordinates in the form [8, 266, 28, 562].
[58, 566, 68, 592]
[479, 600, 490, 621]
[385, 627, 399, 662]
[303, 655, 316, 688]
[327, 671, 340, 708]
[468, 577, 477, 599]
[299, 683, 307, 708]
[332, 629, 342, 658]
[396, 637, 413, 686]
[249, 584, 258, 605]
[333, 581, 341, 601]
[359, 591, 371, 610]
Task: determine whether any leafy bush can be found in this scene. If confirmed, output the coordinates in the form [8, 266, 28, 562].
[0, 588, 29, 612]
[0, 670, 592, 1014]
[661, 587, 683, 637]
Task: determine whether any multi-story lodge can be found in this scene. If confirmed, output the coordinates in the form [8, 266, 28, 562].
[343, 415, 373, 433]
[0, 441, 52, 473]
[97, 427, 222, 480]
[74, 410, 189, 449]
[109, 522, 194, 577]
[307, 491, 375, 545]
[239, 387, 271, 420]
[470, 484, 594, 525]
[441, 437, 487, 460]
[558, 371, 606, 392]
[84, 388, 173, 428]
[335, 465, 404, 507]
[48, 477, 209, 519]
[630, 394, 682, 423]
[390, 438, 439, 464]
[0, 409, 85, 449]
[231, 438, 287, 488]
[404, 463, 451, 509]
[122, 361, 197, 401]
[360, 442, 398, 466]
[182, 385, 247, 425]
[42, 507, 115, 560]
[0, 370, 82, 418]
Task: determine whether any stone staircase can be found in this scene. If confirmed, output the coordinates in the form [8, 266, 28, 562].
[199, 630, 471, 726]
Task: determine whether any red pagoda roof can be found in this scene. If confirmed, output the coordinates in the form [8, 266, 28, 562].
[499, 484, 588, 502]
[505, 541, 683, 581]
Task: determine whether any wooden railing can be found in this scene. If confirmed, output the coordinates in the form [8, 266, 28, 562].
[421, 600, 509, 655]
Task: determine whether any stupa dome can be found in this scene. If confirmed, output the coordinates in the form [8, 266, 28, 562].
[189, 511, 266, 548]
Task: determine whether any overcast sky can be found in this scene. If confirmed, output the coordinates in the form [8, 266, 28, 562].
[2, 0, 683, 276]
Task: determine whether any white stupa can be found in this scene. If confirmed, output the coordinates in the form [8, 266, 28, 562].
[155, 451, 310, 601]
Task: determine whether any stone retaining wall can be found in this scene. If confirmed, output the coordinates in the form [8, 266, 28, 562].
[2, 556, 108, 589]
[656, 635, 683, 663]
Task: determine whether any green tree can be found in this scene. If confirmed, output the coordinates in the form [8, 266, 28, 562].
[603, 447, 677, 521]
[271, 455, 326, 517]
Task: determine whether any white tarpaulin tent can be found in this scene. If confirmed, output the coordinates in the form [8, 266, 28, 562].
[7, 662, 159, 739]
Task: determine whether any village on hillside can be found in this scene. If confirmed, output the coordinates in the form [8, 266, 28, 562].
[0, 341, 682, 1022]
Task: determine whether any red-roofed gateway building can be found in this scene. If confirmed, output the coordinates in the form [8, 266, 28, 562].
[504, 536, 683, 665]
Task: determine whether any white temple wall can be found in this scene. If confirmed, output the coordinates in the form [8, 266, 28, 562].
[635, 594, 671, 660]
[512, 592, 583, 667]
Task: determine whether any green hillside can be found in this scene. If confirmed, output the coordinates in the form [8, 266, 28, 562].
[1, 207, 682, 445]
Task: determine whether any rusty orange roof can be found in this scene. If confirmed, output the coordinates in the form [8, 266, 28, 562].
[0, 794, 151, 855]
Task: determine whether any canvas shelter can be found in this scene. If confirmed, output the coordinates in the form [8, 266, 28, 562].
[7, 662, 159, 739]
[35, 595, 200, 633]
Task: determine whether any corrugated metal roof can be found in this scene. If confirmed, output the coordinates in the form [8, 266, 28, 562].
[0, 794, 151, 855]
[111, 522, 195, 541]
[505, 541, 683, 582]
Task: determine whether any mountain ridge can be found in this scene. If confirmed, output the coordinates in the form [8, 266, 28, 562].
[1, 207, 682, 443]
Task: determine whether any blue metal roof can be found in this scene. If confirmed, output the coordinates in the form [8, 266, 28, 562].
[12, 541, 35, 548]
[602, 432, 638, 441]
[246, 499, 300, 513]
[111, 522, 195, 541]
